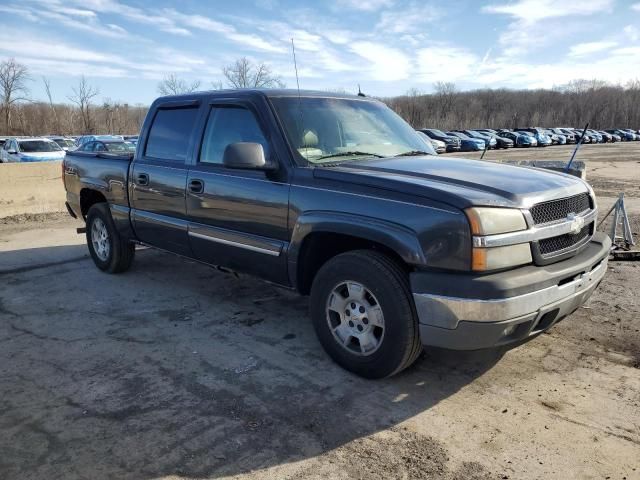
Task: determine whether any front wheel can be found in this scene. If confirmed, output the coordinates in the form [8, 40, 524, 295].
[86, 203, 135, 273]
[310, 250, 422, 379]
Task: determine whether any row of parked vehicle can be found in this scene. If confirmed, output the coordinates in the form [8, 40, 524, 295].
[0, 134, 139, 163]
[419, 127, 640, 153]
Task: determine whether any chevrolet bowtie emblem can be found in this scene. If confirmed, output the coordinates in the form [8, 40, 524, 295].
[567, 213, 585, 234]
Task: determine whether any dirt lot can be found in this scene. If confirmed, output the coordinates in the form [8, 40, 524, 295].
[1, 143, 639, 479]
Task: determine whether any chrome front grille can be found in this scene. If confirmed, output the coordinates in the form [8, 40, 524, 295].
[538, 223, 592, 255]
[530, 193, 591, 225]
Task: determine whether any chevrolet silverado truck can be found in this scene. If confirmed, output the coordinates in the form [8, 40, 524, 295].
[63, 90, 610, 379]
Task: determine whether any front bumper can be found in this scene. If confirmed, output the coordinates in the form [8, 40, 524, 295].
[411, 233, 611, 350]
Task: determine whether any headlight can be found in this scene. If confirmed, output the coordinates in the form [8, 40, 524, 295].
[465, 207, 527, 235]
[471, 244, 532, 271]
[465, 207, 531, 271]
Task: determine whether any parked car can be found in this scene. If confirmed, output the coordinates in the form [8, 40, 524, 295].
[601, 131, 620, 142]
[497, 130, 537, 147]
[1, 137, 66, 163]
[123, 135, 139, 146]
[605, 129, 634, 141]
[561, 128, 590, 144]
[596, 131, 613, 143]
[76, 135, 125, 148]
[63, 89, 609, 379]
[445, 131, 486, 151]
[543, 129, 566, 145]
[75, 139, 137, 154]
[585, 129, 603, 143]
[474, 129, 514, 149]
[417, 132, 445, 154]
[514, 128, 552, 147]
[457, 130, 497, 149]
[622, 129, 639, 141]
[47, 136, 77, 151]
[550, 128, 576, 144]
[419, 129, 461, 152]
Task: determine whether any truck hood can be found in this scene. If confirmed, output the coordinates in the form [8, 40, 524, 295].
[313, 156, 589, 209]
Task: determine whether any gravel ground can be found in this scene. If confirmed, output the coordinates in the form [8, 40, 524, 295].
[0, 142, 639, 480]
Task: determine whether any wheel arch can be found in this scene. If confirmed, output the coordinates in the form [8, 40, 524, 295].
[288, 212, 425, 294]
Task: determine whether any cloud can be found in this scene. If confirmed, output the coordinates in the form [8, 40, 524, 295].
[569, 41, 618, 56]
[623, 25, 639, 42]
[350, 41, 410, 81]
[483, 0, 613, 24]
[162, 9, 285, 53]
[376, 3, 440, 34]
[416, 46, 479, 83]
[632, 3, 640, 11]
[0, 31, 202, 81]
[334, 0, 394, 11]
[484, 0, 615, 58]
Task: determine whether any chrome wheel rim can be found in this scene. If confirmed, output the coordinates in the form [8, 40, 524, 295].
[326, 281, 385, 356]
[91, 218, 110, 262]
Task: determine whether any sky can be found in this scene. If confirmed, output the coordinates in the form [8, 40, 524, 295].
[0, 0, 639, 105]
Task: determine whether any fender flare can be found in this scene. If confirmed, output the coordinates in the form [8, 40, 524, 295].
[287, 210, 425, 289]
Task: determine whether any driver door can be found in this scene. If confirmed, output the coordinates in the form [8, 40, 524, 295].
[186, 101, 290, 284]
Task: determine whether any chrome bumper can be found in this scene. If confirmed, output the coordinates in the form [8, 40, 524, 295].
[413, 236, 610, 350]
[413, 256, 606, 327]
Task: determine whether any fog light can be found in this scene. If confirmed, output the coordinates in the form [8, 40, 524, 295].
[502, 324, 517, 337]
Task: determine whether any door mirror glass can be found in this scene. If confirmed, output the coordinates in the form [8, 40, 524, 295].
[223, 142, 275, 170]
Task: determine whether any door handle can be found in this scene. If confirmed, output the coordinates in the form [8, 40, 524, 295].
[189, 179, 204, 194]
[136, 173, 149, 186]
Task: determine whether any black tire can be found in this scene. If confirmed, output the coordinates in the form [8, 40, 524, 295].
[86, 203, 135, 273]
[310, 250, 422, 379]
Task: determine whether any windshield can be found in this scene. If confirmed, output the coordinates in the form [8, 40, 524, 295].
[18, 140, 62, 152]
[105, 142, 134, 152]
[426, 128, 446, 137]
[448, 131, 469, 139]
[54, 139, 75, 148]
[270, 96, 434, 164]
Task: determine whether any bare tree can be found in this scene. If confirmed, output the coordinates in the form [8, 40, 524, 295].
[42, 76, 60, 134]
[68, 76, 100, 133]
[157, 74, 201, 95]
[222, 57, 285, 89]
[0, 58, 30, 133]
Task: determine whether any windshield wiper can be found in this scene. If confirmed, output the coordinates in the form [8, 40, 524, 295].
[316, 151, 384, 161]
[394, 150, 431, 157]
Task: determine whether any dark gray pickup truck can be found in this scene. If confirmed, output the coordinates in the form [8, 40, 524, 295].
[63, 89, 610, 378]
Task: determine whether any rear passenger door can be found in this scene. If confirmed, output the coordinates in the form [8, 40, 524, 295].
[130, 102, 200, 256]
[185, 101, 290, 284]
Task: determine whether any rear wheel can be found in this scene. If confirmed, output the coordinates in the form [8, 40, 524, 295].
[310, 250, 422, 379]
[86, 203, 135, 273]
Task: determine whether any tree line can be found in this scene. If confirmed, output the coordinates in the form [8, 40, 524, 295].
[1, 57, 638, 137]
[385, 80, 640, 131]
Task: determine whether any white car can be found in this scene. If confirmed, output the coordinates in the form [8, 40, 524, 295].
[1, 137, 66, 163]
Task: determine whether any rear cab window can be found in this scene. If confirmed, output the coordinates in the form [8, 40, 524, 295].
[144, 106, 199, 162]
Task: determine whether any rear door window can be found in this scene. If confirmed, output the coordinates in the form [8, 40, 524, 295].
[145, 107, 199, 162]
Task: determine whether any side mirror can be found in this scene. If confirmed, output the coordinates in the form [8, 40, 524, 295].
[7, 149, 17, 154]
[223, 142, 276, 171]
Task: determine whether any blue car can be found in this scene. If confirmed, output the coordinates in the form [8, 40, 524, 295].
[498, 130, 537, 147]
[515, 129, 552, 147]
[458, 130, 498, 149]
[605, 129, 634, 141]
[446, 131, 486, 151]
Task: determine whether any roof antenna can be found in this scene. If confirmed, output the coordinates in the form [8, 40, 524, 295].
[291, 38, 306, 156]
[357, 84, 366, 97]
